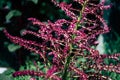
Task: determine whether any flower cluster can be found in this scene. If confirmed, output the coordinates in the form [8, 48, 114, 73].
[4, 0, 120, 80]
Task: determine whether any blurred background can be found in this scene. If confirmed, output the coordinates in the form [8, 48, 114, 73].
[0, 0, 120, 80]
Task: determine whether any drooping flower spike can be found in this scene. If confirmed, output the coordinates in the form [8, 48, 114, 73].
[4, 0, 120, 80]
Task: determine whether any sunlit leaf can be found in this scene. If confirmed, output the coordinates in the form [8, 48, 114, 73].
[8, 44, 21, 52]
[6, 10, 22, 22]
[29, 0, 38, 4]
[0, 27, 5, 31]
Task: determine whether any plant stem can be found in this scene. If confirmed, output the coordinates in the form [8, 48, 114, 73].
[76, 0, 88, 30]
[62, 54, 72, 80]
[62, 1, 89, 79]
[62, 44, 73, 80]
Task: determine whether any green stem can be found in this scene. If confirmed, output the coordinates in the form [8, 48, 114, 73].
[62, 44, 73, 80]
[79, 0, 88, 21]
[75, 0, 88, 30]
[62, 1, 88, 79]
[62, 54, 72, 80]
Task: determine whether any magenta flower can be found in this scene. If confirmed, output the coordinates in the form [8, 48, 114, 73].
[4, 0, 120, 80]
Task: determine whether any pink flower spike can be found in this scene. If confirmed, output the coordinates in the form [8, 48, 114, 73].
[30, 77, 36, 80]
[100, 0, 105, 4]
[46, 65, 57, 78]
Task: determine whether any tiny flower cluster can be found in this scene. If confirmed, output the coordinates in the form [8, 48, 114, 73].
[4, 0, 120, 80]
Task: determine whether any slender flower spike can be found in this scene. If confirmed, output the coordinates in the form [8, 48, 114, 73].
[3, 0, 120, 80]
[30, 78, 36, 80]
[46, 65, 57, 78]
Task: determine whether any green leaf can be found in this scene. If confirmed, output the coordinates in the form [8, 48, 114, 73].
[0, 27, 5, 31]
[8, 44, 21, 52]
[29, 0, 38, 4]
[6, 10, 22, 21]
[110, 72, 117, 80]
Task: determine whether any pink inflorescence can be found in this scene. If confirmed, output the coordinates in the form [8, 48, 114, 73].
[4, 0, 120, 80]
